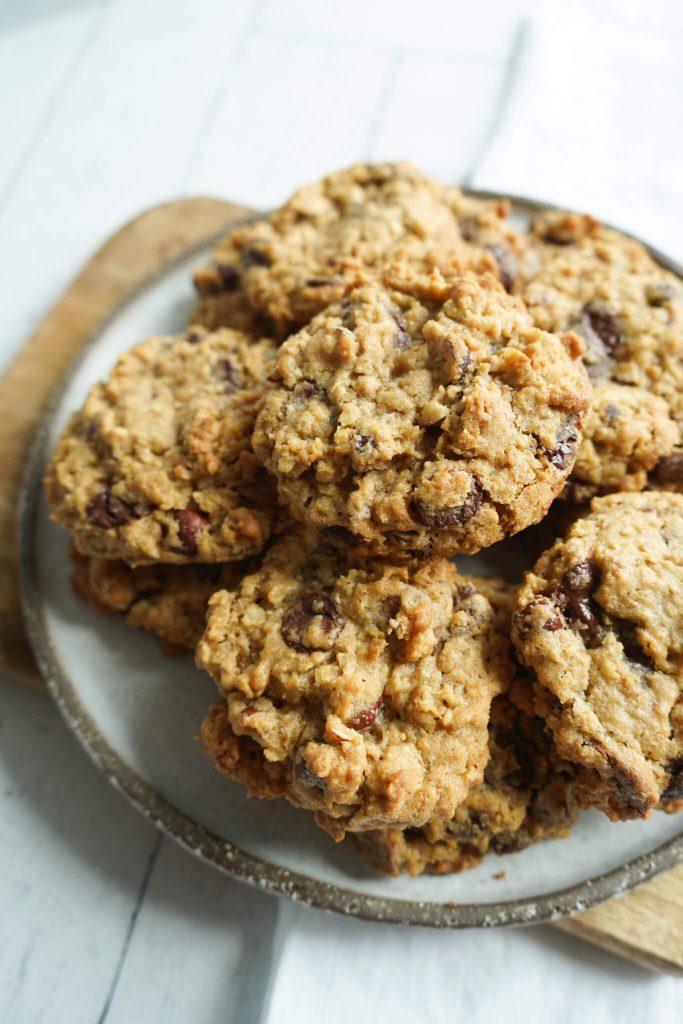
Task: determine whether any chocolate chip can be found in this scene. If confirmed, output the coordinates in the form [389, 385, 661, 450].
[171, 508, 207, 554]
[321, 525, 362, 546]
[411, 479, 484, 529]
[542, 609, 564, 632]
[645, 281, 677, 307]
[487, 243, 519, 292]
[216, 357, 242, 394]
[663, 758, 683, 800]
[553, 561, 602, 644]
[217, 263, 240, 290]
[354, 434, 374, 455]
[651, 453, 683, 485]
[390, 310, 411, 350]
[611, 618, 654, 674]
[186, 330, 203, 345]
[593, 744, 652, 815]
[457, 347, 472, 384]
[296, 759, 325, 791]
[306, 276, 344, 287]
[585, 304, 621, 352]
[281, 591, 345, 652]
[544, 419, 579, 471]
[87, 491, 152, 529]
[346, 698, 382, 731]
[295, 381, 324, 401]
[242, 247, 271, 271]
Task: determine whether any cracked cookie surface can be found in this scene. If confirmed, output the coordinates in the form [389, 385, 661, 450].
[46, 327, 278, 565]
[253, 267, 591, 558]
[511, 491, 683, 820]
[192, 162, 527, 338]
[350, 682, 578, 877]
[196, 529, 513, 835]
[523, 211, 683, 495]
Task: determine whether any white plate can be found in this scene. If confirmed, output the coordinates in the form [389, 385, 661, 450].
[19, 198, 683, 927]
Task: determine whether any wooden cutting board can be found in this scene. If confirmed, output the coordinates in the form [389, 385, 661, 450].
[2, 197, 682, 974]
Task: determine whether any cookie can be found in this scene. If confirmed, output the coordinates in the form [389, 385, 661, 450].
[253, 266, 591, 559]
[511, 491, 683, 820]
[192, 162, 527, 338]
[196, 529, 513, 836]
[71, 550, 243, 652]
[350, 681, 578, 877]
[46, 327, 278, 565]
[523, 210, 683, 495]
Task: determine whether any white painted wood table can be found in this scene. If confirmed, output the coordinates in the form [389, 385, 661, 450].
[1, 2, 682, 1020]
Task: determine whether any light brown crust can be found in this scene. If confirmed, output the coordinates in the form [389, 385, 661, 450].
[253, 267, 591, 558]
[46, 327, 278, 565]
[196, 529, 513, 835]
[511, 491, 683, 820]
[191, 162, 528, 339]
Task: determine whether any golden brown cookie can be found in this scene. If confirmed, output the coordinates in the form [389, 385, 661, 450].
[192, 162, 527, 338]
[512, 492, 683, 820]
[350, 681, 578, 876]
[253, 267, 591, 559]
[523, 211, 683, 495]
[46, 327, 278, 565]
[196, 529, 513, 836]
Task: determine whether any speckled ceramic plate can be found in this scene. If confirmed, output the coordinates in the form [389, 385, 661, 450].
[19, 194, 683, 928]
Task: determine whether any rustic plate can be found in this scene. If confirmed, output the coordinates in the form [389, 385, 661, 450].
[19, 195, 683, 928]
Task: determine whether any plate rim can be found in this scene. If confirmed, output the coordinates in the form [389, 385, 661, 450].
[18, 192, 683, 929]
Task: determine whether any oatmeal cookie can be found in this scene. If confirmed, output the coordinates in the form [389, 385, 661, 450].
[523, 210, 683, 494]
[71, 550, 244, 652]
[511, 491, 683, 820]
[196, 529, 513, 836]
[253, 267, 591, 559]
[350, 680, 578, 876]
[192, 162, 527, 337]
[46, 327, 278, 565]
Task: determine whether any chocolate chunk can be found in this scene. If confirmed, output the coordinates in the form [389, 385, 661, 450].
[487, 243, 519, 292]
[554, 561, 602, 643]
[663, 758, 683, 800]
[296, 759, 325, 791]
[87, 491, 152, 529]
[295, 380, 324, 401]
[217, 263, 240, 290]
[281, 591, 345, 652]
[518, 596, 564, 634]
[582, 304, 621, 354]
[346, 698, 382, 731]
[354, 434, 374, 455]
[186, 330, 203, 345]
[612, 618, 654, 674]
[651, 453, 683, 485]
[321, 525, 362, 546]
[390, 310, 411, 350]
[216, 357, 242, 394]
[645, 281, 677, 307]
[411, 479, 484, 529]
[306, 276, 344, 287]
[242, 246, 271, 271]
[171, 508, 207, 554]
[544, 419, 578, 471]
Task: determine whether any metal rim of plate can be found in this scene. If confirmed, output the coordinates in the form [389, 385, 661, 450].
[18, 191, 683, 929]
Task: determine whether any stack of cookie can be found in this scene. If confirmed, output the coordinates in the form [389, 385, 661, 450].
[45, 163, 683, 877]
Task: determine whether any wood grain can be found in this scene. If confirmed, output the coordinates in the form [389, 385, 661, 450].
[1, 197, 680, 973]
[0, 196, 246, 687]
